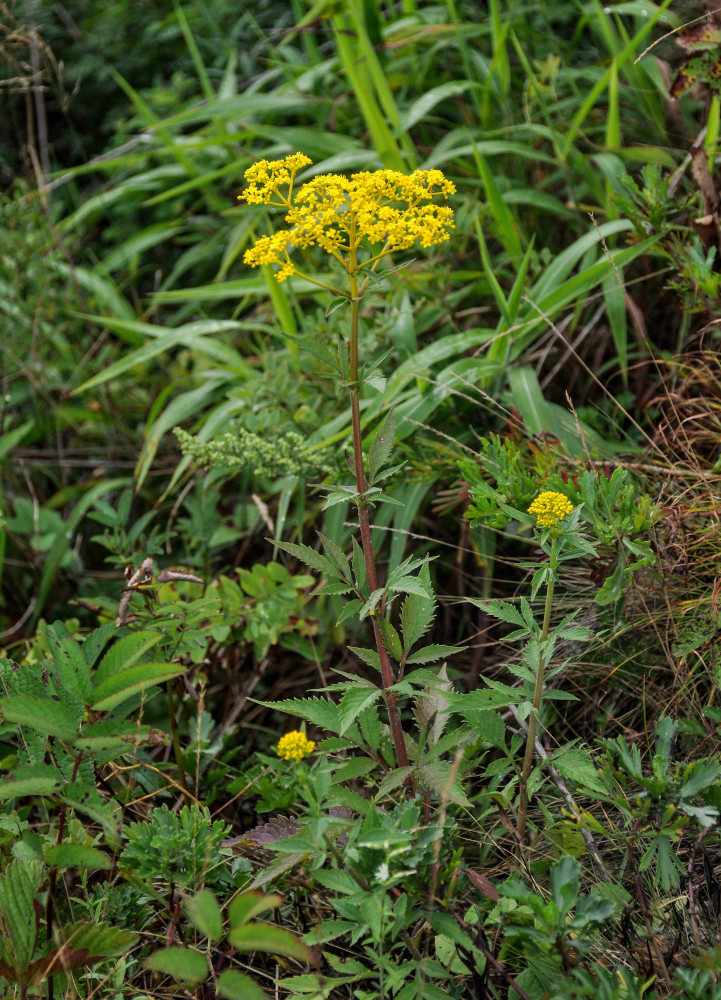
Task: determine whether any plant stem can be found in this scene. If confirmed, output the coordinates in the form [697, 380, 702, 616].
[46, 750, 84, 1000]
[167, 679, 189, 797]
[348, 256, 409, 772]
[517, 538, 557, 842]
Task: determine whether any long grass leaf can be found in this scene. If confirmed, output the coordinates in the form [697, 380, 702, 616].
[561, 0, 674, 158]
[30, 478, 129, 628]
[73, 319, 251, 394]
[173, 0, 215, 103]
[331, 10, 405, 170]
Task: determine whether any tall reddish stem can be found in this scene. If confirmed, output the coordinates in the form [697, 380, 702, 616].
[348, 258, 409, 771]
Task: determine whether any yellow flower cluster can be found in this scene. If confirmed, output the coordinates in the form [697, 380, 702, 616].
[240, 154, 455, 281]
[527, 491, 574, 529]
[242, 152, 312, 205]
[276, 730, 316, 763]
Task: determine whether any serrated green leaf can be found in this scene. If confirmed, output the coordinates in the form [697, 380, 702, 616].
[348, 646, 381, 671]
[146, 946, 207, 984]
[430, 912, 476, 952]
[0, 774, 65, 800]
[186, 889, 223, 942]
[75, 719, 159, 753]
[680, 760, 721, 798]
[59, 782, 121, 839]
[217, 968, 268, 1000]
[338, 687, 383, 735]
[360, 588, 385, 618]
[229, 891, 282, 927]
[81, 623, 116, 670]
[274, 540, 337, 579]
[0, 695, 79, 742]
[359, 705, 382, 751]
[57, 920, 137, 958]
[557, 625, 593, 642]
[322, 490, 357, 510]
[93, 630, 164, 688]
[47, 623, 92, 704]
[258, 697, 340, 733]
[400, 581, 436, 655]
[405, 644, 460, 665]
[44, 844, 111, 870]
[91, 661, 185, 712]
[376, 615, 402, 661]
[0, 859, 43, 970]
[330, 757, 377, 784]
[368, 409, 395, 482]
[319, 582, 355, 596]
[316, 532, 351, 583]
[377, 767, 414, 800]
[414, 665, 452, 746]
[351, 537, 367, 594]
[419, 762, 471, 808]
[387, 576, 431, 598]
[451, 707, 506, 749]
[228, 923, 313, 962]
[337, 599, 364, 625]
[467, 599, 526, 629]
[552, 748, 607, 795]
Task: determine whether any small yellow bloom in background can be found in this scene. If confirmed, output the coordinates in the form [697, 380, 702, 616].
[528, 491, 574, 529]
[276, 730, 316, 763]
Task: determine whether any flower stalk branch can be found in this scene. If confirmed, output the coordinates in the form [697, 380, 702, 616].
[517, 491, 574, 842]
[517, 537, 557, 843]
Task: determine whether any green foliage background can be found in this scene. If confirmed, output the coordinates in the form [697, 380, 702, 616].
[2, 0, 721, 997]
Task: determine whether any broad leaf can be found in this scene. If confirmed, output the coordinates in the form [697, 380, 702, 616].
[0, 770, 65, 801]
[44, 844, 111, 870]
[186, 890, 223, 942]
[338, 687, 383, 735]
[146, 946, 207, 984]
[229, 892, 282, 927]
[0, 696, 78, 742]
[228, 923, 313, 962]
[400, 575, 436, 654]
[91, 661, 185, 712]
[217, 969, 268, 1000]
[52, 919, 137, 961]
[0, 859, 43, 970]
[59, 782, 121, 839]
[46, 623, 92, 704]
[414, 665, 452, 746]
[93, 630, 164, 688]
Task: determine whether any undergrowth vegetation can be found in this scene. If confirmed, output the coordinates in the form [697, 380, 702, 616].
[2, 0, 721, 997]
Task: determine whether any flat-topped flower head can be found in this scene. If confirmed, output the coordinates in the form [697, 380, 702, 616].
[276, 730, 316, 763]
[242, 152, 312, 205]
[528, 491, 574, 530]
[240, 154, 455, 282]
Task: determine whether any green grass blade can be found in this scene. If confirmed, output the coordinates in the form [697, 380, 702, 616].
[173, 0, 215, 103]
[331, 10, 405, 170]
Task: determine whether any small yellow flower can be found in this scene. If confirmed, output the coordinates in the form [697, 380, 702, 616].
[276, 730, 316, 763]
[527, 491, 574, 529]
